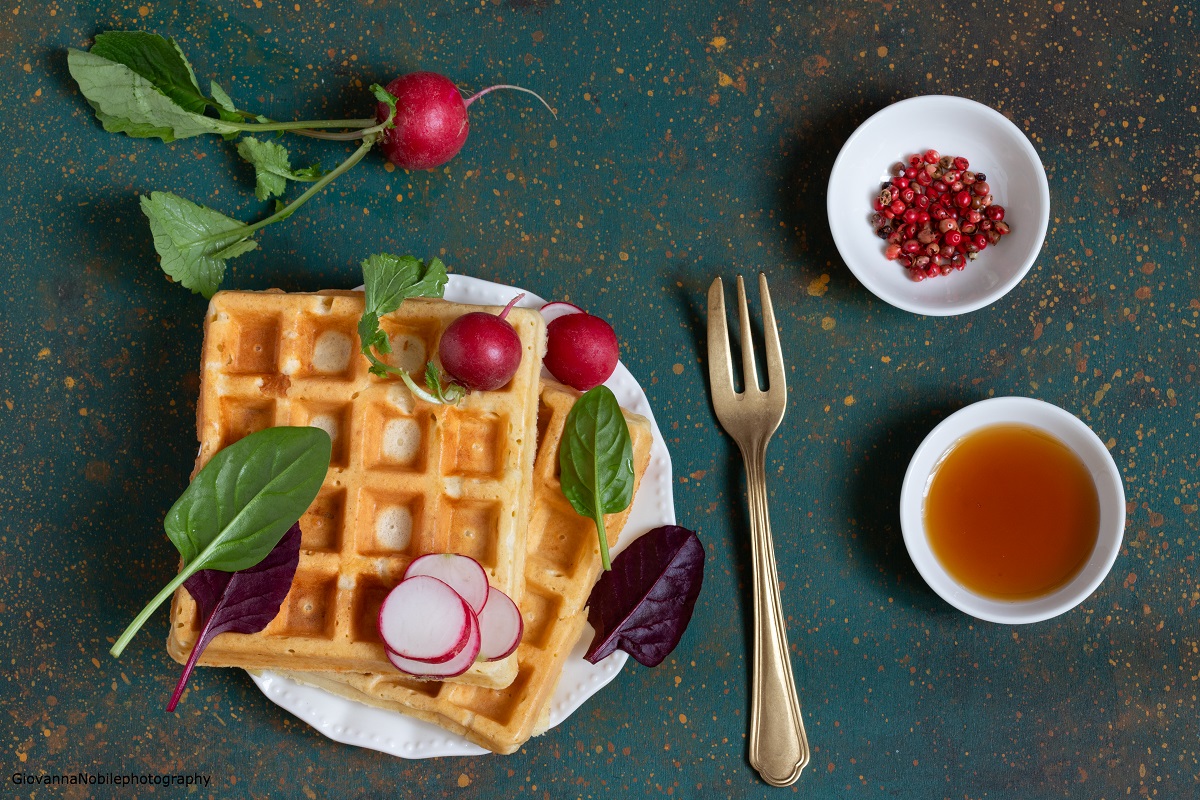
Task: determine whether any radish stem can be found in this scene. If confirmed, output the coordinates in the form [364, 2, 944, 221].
[223, 117, 378, 134]
[190, 136, 376, 249]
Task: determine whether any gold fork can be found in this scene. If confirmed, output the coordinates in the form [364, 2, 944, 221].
[707, 274, 810, 787]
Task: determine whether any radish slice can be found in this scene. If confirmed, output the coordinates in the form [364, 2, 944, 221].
[386, 609, 481, 678]
[377, 576, 473, 663]
[538, 300, 584, 325]
[477, 586, 523, 662]
[402, 553, 490, 614]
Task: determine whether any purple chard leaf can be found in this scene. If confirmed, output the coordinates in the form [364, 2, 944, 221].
[584, 525, 705, 668]
[167, 522, 302, 711]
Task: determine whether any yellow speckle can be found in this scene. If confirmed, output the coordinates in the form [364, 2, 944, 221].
[877, 46, 888, 57]
[672, 363, 684, 375]
[23, 63, 32, 72]
[881, 356, 891, 363]
[807, 274, 830, 297]
[91, 657, 101, 668]
[395, 194, 403, 203]
[36, 347, 50, 360]
[844, 395, 855, 406]
[4, 400, 12, 411]
[457, 774, 471, 788]
[383, 162, 395, 172]
[138, 4, 150, 16]
[821, 316, 836, 331]
[618, 251, 629, 261]
[16, 751, 26, 763]
[679, 713, 688, 724]
[709, 36, 728, 50]
[64, 376, 75, 389]
[362, 207, 369, 215]
[717, 72, 733, 87]
[79, 408, 88, 416]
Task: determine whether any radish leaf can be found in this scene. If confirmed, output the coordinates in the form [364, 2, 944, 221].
[167, 523, 302, 711]
[110, 426, 330, 658]
[237, 137, 324, 201]
[424, 362, 467, 404]
[89, 31, 209, 115]
[358, 254, 448, 378]
[139, 191, 256, 297]
[584, 525, 705, 667]
[559, 386, 635, 571]
[207, 80, 241, 120]
[67, 48, 237, 142]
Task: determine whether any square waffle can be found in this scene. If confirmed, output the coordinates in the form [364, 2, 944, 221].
[167, 289, 546, 689]
[274, 379, 655, 755]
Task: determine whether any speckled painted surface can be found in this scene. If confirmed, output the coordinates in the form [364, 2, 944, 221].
[2, 1, 1198, 797]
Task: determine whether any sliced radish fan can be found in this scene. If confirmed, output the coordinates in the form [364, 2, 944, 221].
[402, 553, 489, 614]
[378, 553, 525, 678]
[477, 585, 523, 662]
[386, 611, 480, 679]
[377, 576, 473, 664]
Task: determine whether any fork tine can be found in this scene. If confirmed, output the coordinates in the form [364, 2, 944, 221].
[736, 276, 760, 393]
[758, 273, 786, 394]
[706, 278, 735, 398]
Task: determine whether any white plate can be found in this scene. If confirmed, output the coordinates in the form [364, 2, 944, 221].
[827, 95, 1050, 316]
[250, 274, 676, 757]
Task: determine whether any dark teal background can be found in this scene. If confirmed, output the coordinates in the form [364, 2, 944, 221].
[2, 1, 1198, 798]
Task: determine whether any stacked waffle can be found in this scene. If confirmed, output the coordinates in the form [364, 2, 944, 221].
[168, 289, 653, 752]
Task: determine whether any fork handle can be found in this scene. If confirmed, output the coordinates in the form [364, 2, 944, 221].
[744, 446, 810, 787]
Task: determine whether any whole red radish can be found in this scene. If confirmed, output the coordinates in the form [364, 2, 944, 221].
[439, 294, 525, 391]
[544, 312, 619, 391]
[376, 73, 554, 171]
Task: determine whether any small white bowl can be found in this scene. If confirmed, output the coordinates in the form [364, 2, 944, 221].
[899, 397, 1125, 624]
[827, 95, 1050, 316]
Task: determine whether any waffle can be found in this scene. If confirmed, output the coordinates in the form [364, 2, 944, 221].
[274, 380, 655, 754]
[167, 289, 546, 689]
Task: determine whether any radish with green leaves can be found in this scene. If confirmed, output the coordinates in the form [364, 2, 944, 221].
[67, 31, 553, 298]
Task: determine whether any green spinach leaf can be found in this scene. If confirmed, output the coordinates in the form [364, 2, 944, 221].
[559, 386, 635, 571]
[110, 426, 331, 658]
[236, 137, 324, 201]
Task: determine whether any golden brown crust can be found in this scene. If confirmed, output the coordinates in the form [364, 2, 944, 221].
[167, 289, 546, 689]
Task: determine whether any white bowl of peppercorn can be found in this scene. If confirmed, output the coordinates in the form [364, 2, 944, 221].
[827, 95, 1050, 316]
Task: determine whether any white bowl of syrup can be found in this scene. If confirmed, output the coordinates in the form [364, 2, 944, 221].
[900, 397, 1125, 624]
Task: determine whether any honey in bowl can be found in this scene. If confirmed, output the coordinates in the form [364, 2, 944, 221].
[923, 423, 1100, 600]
